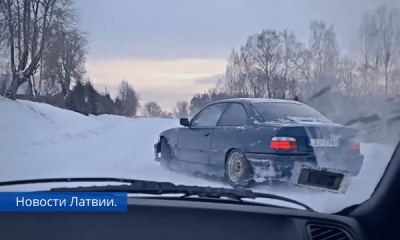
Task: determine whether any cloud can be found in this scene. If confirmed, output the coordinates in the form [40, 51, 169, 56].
[152, 73, 214, 80]
[86, 58, 226, 85]
[88, 58, 227, 111]
[193, 74, 224, 85]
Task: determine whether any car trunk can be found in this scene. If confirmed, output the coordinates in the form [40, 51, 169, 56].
[281, 123, 361, 169]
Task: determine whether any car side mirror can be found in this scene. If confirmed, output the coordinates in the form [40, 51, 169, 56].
[180, 118, 190, 126]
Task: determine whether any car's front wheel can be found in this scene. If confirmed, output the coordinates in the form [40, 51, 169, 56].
[225, 150, 254, 188]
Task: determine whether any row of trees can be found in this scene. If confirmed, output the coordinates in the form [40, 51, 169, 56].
[0, 0, 191, 119]
[64, 79, 140, 117]
[0, 0, 144, 118]
[356, 5, 400, 96]
[2, 2, 397, 119]
[140, 100, 189, 118]
[214, 21, 339, 100]
[188, 4, 400, 116]
[65, 78, 190, 118]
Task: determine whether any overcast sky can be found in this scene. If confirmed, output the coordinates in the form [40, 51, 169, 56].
[74, 0, 399, 112]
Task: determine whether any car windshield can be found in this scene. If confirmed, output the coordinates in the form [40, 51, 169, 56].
[0, 0, 399, 215]
[252, 102, 331, 123]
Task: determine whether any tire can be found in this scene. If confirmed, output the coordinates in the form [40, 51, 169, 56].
[225, 149, 254, 188]
[160, 138, 172, 170]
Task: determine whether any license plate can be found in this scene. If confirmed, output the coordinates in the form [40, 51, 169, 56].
[308, 139, 339, 147]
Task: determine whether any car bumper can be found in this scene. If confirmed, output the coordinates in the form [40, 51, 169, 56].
[244, 152, 364, 180]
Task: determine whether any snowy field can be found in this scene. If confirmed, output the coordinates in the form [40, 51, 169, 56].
[0, 96, 397, 213]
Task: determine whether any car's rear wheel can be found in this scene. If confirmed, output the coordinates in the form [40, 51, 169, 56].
[225, 150, 254, 188]
[160, 138, 172, 170]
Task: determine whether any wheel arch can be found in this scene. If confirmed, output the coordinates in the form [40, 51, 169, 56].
[160, 135, 168, 142]
[159, 127, 179, 147]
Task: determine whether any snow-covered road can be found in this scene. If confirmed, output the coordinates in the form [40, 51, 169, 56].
[0, 96, 396, 213]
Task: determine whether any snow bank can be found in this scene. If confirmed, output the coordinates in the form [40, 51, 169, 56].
[0, 97, 223, 188]
[0, 96, 397, 213]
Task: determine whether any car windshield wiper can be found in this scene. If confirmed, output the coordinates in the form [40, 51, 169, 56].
[0, 177, 313, 211]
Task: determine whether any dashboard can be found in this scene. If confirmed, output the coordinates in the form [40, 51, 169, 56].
[0, 197, 367, 240]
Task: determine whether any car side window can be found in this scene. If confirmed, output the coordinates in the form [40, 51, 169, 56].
[217, 103, 248, 126]
[191, 103, 228, 127]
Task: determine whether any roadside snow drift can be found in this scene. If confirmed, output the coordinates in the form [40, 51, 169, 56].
[0, 96, 397, 213]
[0, 97, 214, 185]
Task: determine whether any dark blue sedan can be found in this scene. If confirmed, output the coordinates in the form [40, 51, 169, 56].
[154, 98, 364, 187]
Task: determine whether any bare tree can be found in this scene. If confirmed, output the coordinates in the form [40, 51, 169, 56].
[280, 29, 298, 79]
[293, 43, 312, 83]
[389, 69, 400, 98]
[117, 80, 139, 117]
[224, 49, 249, 97]
[0, 6, 7, 56]
[355, 5, 400, 97]
[308, 20, 339, 81]
[42, 29, 87, 97]
[0, 0, 63, 99]
[0, 60, 11, 93]
[189, 12, 399, 101]
[292, 20, 339, 96]
[374, 5, 400, 96]
[242, 30, 282, 98]
[356, 13, 379, 95]
[142, 101, 162, 117]
[273, 29, 299, 99]
[215, 29, 301, 99]
[173, 101, 189, 118]
[337, 57, 358, 94]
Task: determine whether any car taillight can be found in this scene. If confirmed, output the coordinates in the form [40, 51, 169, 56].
[270, 137, 298, 150]
[351, 142, 360, 150]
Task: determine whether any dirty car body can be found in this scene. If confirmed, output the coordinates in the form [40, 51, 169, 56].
[154, 98, 364, 183]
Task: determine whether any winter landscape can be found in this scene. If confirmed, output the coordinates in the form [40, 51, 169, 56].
[1, 0, 400, 216]
[0, 96, 396, 213]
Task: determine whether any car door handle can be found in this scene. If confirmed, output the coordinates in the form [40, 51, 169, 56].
[204, 132, 210, 136]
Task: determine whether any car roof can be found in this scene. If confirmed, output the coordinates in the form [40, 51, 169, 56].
[212, 98, 301, 105]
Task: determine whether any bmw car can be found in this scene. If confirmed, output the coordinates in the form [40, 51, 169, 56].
[154, 98, 364, 186]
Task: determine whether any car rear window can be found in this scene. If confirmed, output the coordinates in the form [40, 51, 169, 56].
[252, 102, 330, 123]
